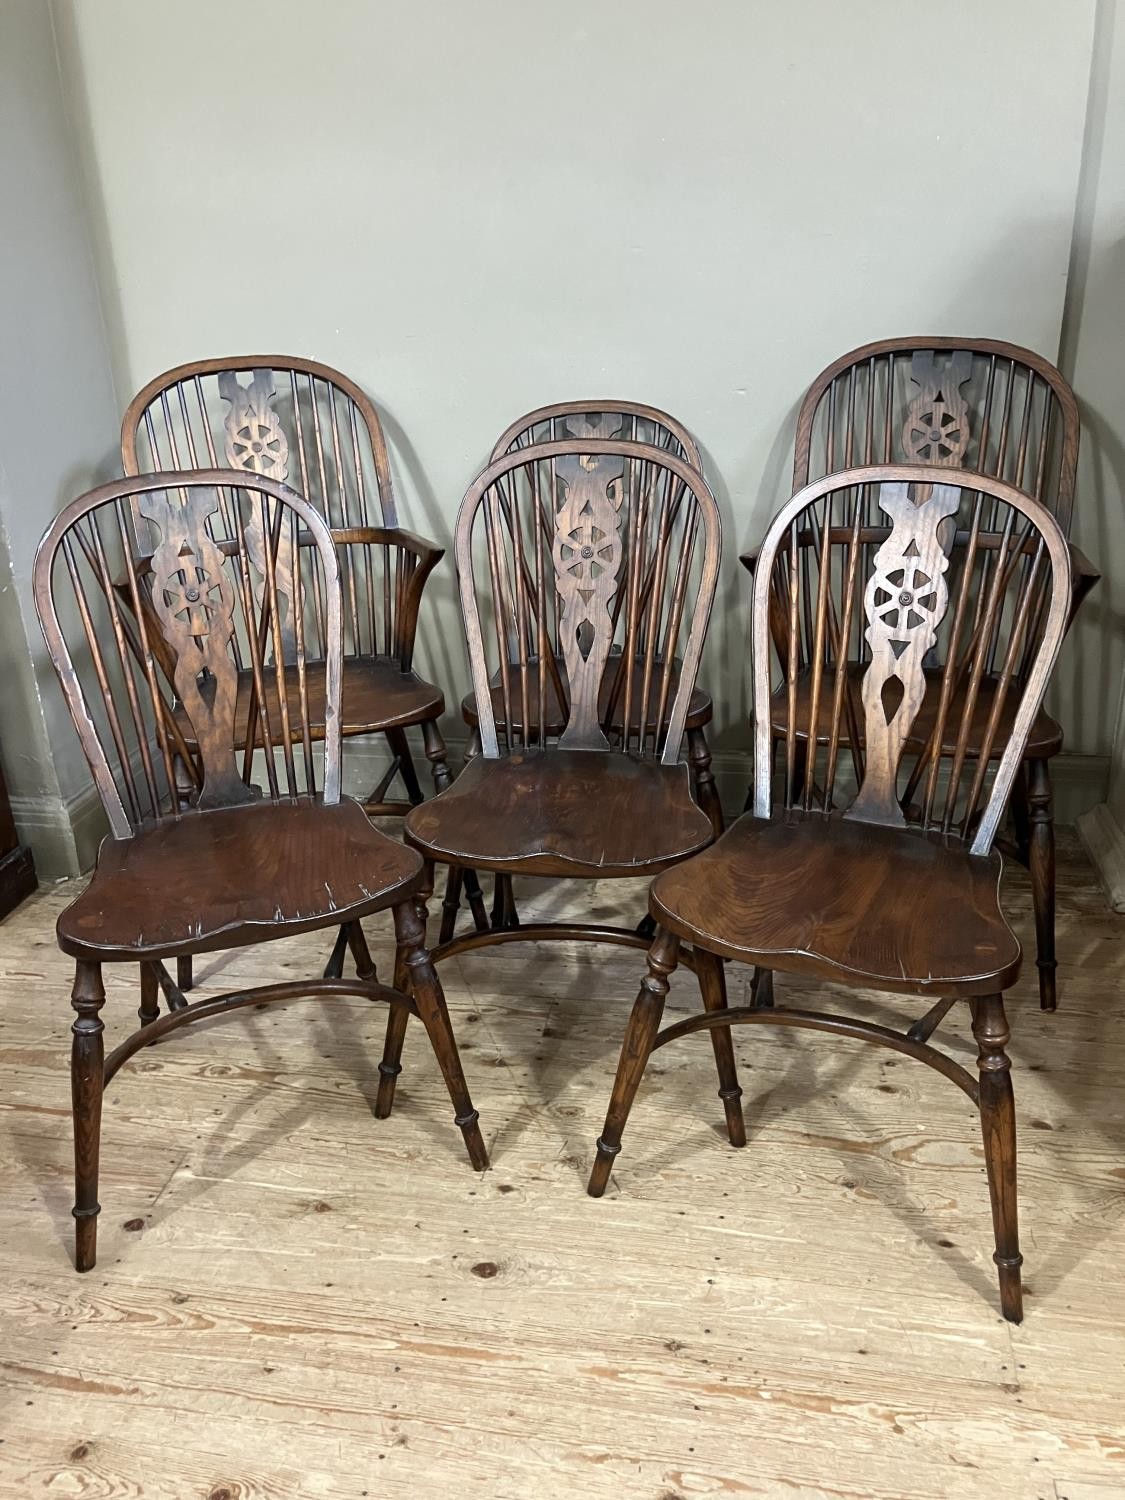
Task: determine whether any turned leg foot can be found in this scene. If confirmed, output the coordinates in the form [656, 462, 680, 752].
[588, 928, 678, 1197]
[971, 993, 1023, 1323]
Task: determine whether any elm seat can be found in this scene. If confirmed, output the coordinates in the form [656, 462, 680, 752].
[404, 751, 714, 879]
[58, 797, 423, 963]
[461, 653, 712, 737]
[650, 811, 1021, 997]
[170, 656, 445, 749]
[771, 665, 1063, 761]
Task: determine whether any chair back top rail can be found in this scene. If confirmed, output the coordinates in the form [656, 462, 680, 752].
[491, 400, 703, 474]
[750, 464, 1071, 855]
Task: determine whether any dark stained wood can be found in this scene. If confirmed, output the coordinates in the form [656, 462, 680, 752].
[590, 464, 1073, 1325]
[406, 751, 712, 878]
[121, 358, 452, 815]
[649, 811, 1019, 995]
[397, 436, 727, 1104]
[745, 338, 1092, 1010]
[33, 469, 486, 1271]
[442, 402, 719, 941]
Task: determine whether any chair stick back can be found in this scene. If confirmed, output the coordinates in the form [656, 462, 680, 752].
[34, 470, 343, 837]
[457, 436, 721, 765]
[751, 464, 1071, 854]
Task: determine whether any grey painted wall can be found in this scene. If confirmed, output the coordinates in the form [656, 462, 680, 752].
[0, 0, 123, 877]
[1, 0, 1119, 873]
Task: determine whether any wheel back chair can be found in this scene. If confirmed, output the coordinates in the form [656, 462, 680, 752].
[121, 356, 490, 987]
[34, 469, 487, 1272]
[742, 338, 1097, 1010]
[442, 402, 719, 941]
[590, 464, 1072, 1324]
[382, 438, 744, 1139]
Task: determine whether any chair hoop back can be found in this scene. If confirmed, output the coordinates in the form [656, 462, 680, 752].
[792, 337, 1080, 532]
[490, 400, 703, 473]
[34, 469, 343, 838]
[457, 437, 721, 766]
[751, 464, 1071, 855]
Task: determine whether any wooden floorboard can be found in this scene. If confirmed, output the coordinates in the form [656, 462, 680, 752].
[0, 833, 1122, 1498]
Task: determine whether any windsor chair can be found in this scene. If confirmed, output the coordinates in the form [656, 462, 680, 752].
[591, 465, 1072, 1324]
[743, 337, 1098, 1009]
[380, 438, 741, 1133]
[444, 403, 719, 940]
[121, 357, 490, 982]
[34, 470, 487, 1272]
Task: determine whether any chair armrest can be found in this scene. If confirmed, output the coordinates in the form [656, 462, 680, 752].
[304, 525, 445, 670]
[1066, 541, 1100, 632]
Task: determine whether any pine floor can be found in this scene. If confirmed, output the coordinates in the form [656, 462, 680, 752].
[0, 834, 1123, 1499]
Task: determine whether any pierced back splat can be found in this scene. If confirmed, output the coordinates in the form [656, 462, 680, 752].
[846, 481, 960, 826]
[902, 351, 972, 465]
[139, 484, 251, 810]
[219, 369, 297, 660]
[553, 416, 625, 750]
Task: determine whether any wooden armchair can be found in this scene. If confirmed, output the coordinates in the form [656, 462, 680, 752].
[591, 465, 1072, 1324]
[121, 356, 486, 977]
[33, 469, 487, 1271]
[742, 338, 1098, 1009]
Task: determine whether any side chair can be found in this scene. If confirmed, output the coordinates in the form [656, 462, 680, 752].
[743, 338, 1098, 1009]
[375, 437, 744, 1145]
[444, 401, 719, 940]
[591, 464, 1072, 1324]
[34, 469, 487, 1272]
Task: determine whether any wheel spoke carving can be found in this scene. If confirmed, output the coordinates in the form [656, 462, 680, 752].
[846, 479, 960, 826]
[552, 414, 626, 750]
[219, 369, 297, 659]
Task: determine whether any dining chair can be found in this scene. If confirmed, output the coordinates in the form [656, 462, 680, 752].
[590, 464, 1072, 1325]
[376, 437, 741, 1137]
[34, 469, 487, 1272]
[743, 338, 1097, 1010]
[443, 403, 719, 940]
[121, 356, 492, 984]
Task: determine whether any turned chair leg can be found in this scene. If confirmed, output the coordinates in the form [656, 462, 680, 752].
[386, 726, 425, 806]
[588, 927, 679, 1197]
[688, 726, 724, 839]
[138, 962, 160, 1027]
[177, 955, 193, 993]
[970, 994, 1022, 1323]
[751, 968, 775, 1009]
[696, 949, 746, 1147]
[1027, 758, 1057, 1011]
[439, 866, 465, 945]
[346, 921, 377, 982]
[392, 892, 488, 1171]
[421, 718, 452, 794]
[375, 940, 411, 1119]
[491, 874, 519, 931]
[71, 961, 105, 1273]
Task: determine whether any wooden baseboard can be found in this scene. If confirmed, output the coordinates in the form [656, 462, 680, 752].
[0, 842, 37, 919]
[1075, 802, 1125, 912]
